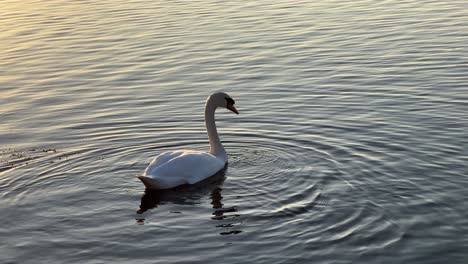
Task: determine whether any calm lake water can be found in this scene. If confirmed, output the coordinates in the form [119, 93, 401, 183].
[1, 0, 468, 263]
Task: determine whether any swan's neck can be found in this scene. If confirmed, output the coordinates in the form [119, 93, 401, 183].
[205, 100, 227, 161]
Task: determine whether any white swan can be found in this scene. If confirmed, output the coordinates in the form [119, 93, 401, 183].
[138, 92, 239, 189]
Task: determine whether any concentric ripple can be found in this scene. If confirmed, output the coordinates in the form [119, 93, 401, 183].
[222, 130, 404, 254]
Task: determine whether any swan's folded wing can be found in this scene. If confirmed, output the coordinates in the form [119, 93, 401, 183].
[147, 151, 226, 184]
[144, 151, 184, 175]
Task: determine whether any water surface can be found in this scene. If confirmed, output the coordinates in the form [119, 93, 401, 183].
[1, 0, 468, 263]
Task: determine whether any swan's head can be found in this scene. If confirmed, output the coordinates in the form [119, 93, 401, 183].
[208, 92, 239, 114]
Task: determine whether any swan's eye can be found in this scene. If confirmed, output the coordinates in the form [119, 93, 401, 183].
[225, 97, 235, 105]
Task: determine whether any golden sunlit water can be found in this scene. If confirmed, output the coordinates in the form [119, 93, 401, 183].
[1, 1, 468, 263]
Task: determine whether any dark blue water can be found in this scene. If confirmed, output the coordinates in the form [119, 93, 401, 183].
[1, 0, 467, 263]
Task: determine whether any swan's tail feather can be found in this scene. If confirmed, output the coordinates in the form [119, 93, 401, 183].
[138, 176, 164, 190]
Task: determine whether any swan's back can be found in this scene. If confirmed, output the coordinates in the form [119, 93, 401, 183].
[140, 150, 226, 189]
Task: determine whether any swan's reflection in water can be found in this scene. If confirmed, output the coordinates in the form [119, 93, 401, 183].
[136, 167, 242, 235]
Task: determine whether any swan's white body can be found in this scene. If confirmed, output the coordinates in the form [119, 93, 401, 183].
[138, 92, 238, 189]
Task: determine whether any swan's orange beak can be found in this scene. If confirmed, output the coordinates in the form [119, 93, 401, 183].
[227, 104, 239, 114]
